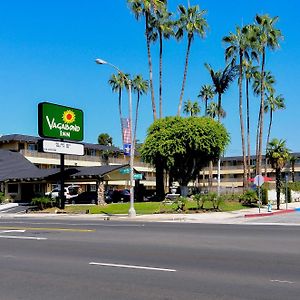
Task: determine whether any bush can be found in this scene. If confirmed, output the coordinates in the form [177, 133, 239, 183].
[0, 192, 4, 203]
[31, 197, 56, 210]
[239, 190, 258, 206]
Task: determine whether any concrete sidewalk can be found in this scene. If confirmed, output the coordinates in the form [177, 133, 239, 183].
[1, 202, 300, 224]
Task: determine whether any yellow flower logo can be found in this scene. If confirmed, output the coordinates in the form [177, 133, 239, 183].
[62, 110, 76, 124]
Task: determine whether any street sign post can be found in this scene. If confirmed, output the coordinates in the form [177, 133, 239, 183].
[254, 175, 265, 213]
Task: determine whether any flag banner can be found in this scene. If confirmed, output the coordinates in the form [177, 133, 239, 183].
[123, 143, 131, 156]
[121, 118, 131, 144]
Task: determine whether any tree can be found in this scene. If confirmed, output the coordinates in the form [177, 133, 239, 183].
[140, 116, 229, 196]
[98, 133, 113, 146]
[108, 73, 127, 143]
[244, 60, 259, 179]
[150, 7, 174, 118]
[290, 156, 297, 183]
[266, 138, 290, 210]
[223, 25, 259, 188]
[264, 93, 285, 174]
[253, 70, 276, 173]
[132, 74, 149, 149]
[254, 14, 283, 176]
[206, 102, 226, 120]
[128, 0, 167, 121]
[183, 100, 200, 116]
[175, 4, 208, 116]
[198, 84, 215, 116]
[205, 63, 237, 122]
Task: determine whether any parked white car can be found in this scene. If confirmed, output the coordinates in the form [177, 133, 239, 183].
[46, 185, 80, 200]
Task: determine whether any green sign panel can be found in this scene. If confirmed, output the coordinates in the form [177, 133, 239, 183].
[38, 102, 84, 141]
[133, 174, 143, 180]
[119, 168, 131, 174]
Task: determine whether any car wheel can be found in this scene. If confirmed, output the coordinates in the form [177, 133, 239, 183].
[91, 199, 96, 205]
[71, 199, 76, 205]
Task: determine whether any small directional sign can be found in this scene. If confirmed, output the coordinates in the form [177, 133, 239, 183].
[133, 174, 143, 180]
[119, 168, 130, 174]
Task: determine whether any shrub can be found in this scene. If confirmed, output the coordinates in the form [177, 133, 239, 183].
[31, 197, 55, 210]
[0, 192, 4, 203]
[239, 190, 258, 206]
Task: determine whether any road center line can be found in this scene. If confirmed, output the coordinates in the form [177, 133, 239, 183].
[0, 235, 47, 240]
[270, 279, 295, 284]
[89, 262, 176, 272]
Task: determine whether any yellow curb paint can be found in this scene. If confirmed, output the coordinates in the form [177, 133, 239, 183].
[0, 226, 95, 232]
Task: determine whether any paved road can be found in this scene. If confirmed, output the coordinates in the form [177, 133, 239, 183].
[0, 217, 299, 300]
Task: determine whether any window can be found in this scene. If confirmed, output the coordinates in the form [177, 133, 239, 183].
[8, 184, 18, 194]
[28, 143, 37, 151]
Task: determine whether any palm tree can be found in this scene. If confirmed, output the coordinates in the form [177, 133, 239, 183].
[254, 14, 283, 176]
[183, 100, 193, 116]
[108, 73, 127, 143]
[223, 25, 258, 188]
[132, 75, 149, 149]
[150, 7, 174, 118]
[175, 4, 208, 116]
[266, 138, 290, 210]
[206, 102, 226, 120]
[183, 100, 200, 116]
[198, 84, 215, 115]
[290, 156, 297, 182]
[244, 60, 258, 178]
[205, 63, 237, 122]
[264, 93, 285, 174]
[127, 0, 167, 121]
[253, 70, 276, 173]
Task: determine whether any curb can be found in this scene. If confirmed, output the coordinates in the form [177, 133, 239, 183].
[245, 208, 296, 218]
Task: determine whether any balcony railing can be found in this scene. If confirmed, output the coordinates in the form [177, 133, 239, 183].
[20, 150, 152, 168]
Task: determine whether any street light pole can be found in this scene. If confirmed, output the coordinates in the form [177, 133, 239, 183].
[95, 58, 136, 217]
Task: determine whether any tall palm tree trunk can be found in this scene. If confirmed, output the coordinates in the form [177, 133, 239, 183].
[238, 51, 247, 189]
[257, 49, 266, 176]
[177, 37, 192, 116]
[265, 110, 273, 176]
[133, 92, 140, 151]
[159, 31, 163, 119]
[146, 12, 157, 120]
[118, 89, 123, 144]
[217, 93, 221, 122]
[205, 97, 208, 116]
[246, 78, 251, 180]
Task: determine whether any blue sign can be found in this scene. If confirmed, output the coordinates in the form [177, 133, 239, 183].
[123, 143, 131, 156]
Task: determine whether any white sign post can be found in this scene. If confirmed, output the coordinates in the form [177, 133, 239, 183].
[254, 175, 265, 213]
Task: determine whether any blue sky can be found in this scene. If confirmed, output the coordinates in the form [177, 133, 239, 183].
[0, 0, 299, 156]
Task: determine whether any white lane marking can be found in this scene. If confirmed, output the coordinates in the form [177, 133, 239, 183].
[0, 230, 26, 233]
[270, 279, 295, 284]
[89, 262, 176, 272]
[0, 235, 47, 240]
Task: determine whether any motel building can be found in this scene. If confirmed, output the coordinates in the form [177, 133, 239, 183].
[0, 134, 156, 202]
[0, 134, 299, 202]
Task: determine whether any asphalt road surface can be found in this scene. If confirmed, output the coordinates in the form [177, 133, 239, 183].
[0, 217, 299, 300]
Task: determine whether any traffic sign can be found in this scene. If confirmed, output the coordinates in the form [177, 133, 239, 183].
[254, 175, 264, 187]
